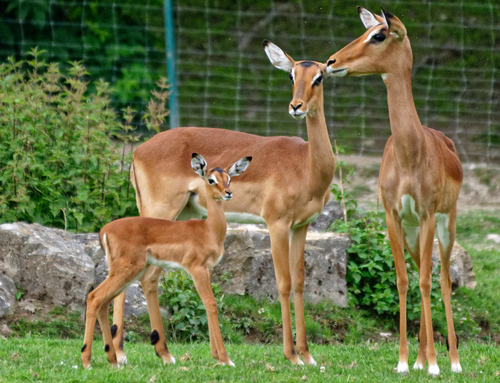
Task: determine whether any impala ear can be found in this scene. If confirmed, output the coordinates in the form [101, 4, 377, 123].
[191, 153, 207, 178]
[263, 40, 294, 72]
[381, 8, 406, 39]
[357, 7, 383, 29]
[227, 157, 252, 177]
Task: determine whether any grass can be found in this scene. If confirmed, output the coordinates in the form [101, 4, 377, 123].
[1, 337, 499, 382]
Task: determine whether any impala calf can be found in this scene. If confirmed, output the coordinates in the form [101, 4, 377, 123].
[81, 154, 251, 369]
[327, 7, 463, 375]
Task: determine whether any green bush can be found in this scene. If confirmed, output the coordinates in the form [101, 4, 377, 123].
[0, 49, 166, 231]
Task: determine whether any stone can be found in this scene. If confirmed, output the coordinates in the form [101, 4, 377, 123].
[0, 274, 16, 318]
[309, 200, 344, 232]
[0, 222, 95, 313]
[212, 226, 349, 306]
[431, 239, 477, 290]
[1, 324, 12, 337]
[485, 233, 500, 244]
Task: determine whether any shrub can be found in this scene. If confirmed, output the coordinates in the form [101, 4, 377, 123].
[0, 49, 169, 231]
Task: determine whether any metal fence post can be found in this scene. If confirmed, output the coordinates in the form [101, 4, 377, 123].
[164, 0, 180, 129]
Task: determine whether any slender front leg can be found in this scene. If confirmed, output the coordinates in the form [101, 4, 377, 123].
[268, 222, 302, 365]
[111, 292, 127, 365]
[403, 230, 427, 370]
[419, 214, 439, 375]
[190, 266, 233, 366]
[386, 213, 409, 373]
[140, 266, 175, 364]
[289, 224, 315, 366]
[437, 207, 461, 373]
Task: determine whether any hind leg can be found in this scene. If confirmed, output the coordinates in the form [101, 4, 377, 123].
[436, 208, 461, 373]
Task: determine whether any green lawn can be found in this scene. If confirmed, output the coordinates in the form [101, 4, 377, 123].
[1, 337, 499, 382]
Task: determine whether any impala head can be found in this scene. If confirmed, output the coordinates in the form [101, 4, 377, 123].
[191, 154, 252, 201]
[326, 7, 411, 78]
[263, 40, 326, 120]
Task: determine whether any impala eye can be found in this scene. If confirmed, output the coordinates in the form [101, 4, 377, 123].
[312, 74, 323, 87]
[289, 72, 294, 85]
[208, 178, 216, 185]
[372, 32, 386, 42]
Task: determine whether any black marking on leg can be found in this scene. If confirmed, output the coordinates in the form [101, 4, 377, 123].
[105, 344, 110, 352]
[119, 338, 124, 350]
[150, 330, 160, 345]
[164, 341, 169, 352]
[418, 334, 420, 344]
[81, 344, 87, 353]
[110, 324, 118, 338]
[456, 334, 459, 349]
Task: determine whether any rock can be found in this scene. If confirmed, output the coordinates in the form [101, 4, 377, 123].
[485, 233, 500, 244]
[0, 223, 95, 313]
[0, 274, 16, 318]
[431, 239, 477, 290]
[212, 226, 349, 306]
[309, 200, 344, 232]
[1, 324, 12, 337]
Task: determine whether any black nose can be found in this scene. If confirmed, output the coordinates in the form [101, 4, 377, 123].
[290, 102, 303, 112]
[226, 191, 232, 196]
[327, 59, 336, 67]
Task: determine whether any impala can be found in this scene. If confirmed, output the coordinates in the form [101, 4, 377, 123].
[109, 41, 335, 366]
[327, 7, 463, 375]
[81, 154, 251, 368]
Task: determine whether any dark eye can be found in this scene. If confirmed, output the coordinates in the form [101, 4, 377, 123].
[372, 33, 386, 42]
[208, 178, 215, 185]
[288, 72, 294, 85]
[312, 74, 323, 87]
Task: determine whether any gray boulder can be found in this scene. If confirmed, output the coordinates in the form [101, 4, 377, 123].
[213, 226, 349, 307]
[0, 274, 16, 318]
[309, 200, 344, 232]
[0, 222, 95, 313]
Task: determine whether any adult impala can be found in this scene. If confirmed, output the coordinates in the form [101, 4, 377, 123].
[109, 41, 335, 366]
[81, 154, 251, 368]
[327, 8, 462, 375]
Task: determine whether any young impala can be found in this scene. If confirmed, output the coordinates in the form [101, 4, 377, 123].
[327, 7, 463, 375]
[81, 154, 251, 369]
[109, 41, 335, 367]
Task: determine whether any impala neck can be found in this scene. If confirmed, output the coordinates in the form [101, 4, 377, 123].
[382, 70, 426, 170]
[204, 186, 227, 245]
[305, 88, 335, 192]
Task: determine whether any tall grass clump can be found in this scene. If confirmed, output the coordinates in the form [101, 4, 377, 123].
[0, 49, 167, 231]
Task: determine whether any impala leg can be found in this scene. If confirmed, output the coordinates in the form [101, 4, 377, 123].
[140, 266, 175, 364]
[268, 222, 301, 365]
[190, 266, 233, 366]
[111, 292, 127, 365]
[97, 296, 119, 367]
[386, 213, 409, 374]
[419, 215, 440, 375]
[290, 224, 315, 366]
[437, 208, 461, 373]
[81, 289, 99, 369]
[403, 230, 427, 370]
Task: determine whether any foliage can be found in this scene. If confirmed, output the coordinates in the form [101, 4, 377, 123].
[330, 156, 441, 320]
[158, 270, 224, 342]
[0, 50, 168, 231]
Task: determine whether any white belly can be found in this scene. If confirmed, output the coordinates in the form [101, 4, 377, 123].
[146, 255, 186, 271]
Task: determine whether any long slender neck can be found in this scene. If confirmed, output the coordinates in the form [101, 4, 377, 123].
[383, 69, 426, 170]
[204, 185, 227, 245]
[305, 87, 335, 193]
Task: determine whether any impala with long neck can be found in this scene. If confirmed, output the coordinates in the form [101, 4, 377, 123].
[109, 41, 335, 366]
[81, 154, 251, 369]
[327, 8, 463, 375]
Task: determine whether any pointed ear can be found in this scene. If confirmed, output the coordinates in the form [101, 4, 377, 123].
[357, 7, 383, 29]
[263, 40, 294, 72]
[381, 8, 406, 39]
[227, 157, 252, 177]
[191, 153, 207, 178]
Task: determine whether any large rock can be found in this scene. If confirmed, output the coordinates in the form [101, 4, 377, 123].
[0, 274, 16, 318]
[0, 223, 95, 314]
[431, 239, 477, 290]
[213, 226, 350, 306]
[309, 200, 344, 232]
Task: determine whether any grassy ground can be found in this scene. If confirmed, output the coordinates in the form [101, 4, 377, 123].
[1, 337, 500, 382]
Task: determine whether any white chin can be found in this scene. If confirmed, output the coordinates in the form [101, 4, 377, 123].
[290, 112, 307, 120]
[327, 68, 348, 77]
[222, 196, 232, 201]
